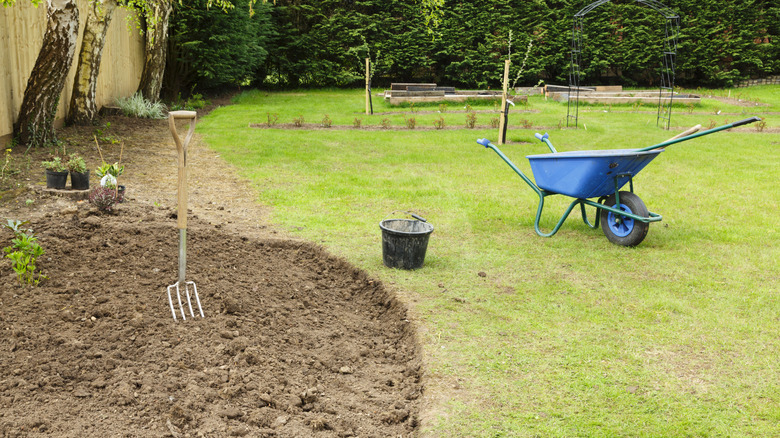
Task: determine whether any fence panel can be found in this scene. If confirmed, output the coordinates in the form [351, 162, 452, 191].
[0, 1, 144, 144]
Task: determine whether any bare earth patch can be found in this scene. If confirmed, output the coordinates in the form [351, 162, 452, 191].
[0, 104, 423, 437]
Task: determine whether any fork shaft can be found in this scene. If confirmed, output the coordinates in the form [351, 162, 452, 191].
[178, 229, 187, 284]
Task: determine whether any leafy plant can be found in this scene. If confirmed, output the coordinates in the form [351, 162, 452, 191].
[465, 112, 477, 129]
[438, 103, 448, 113]
[94, 138, 124, 188]
[1, 148, 16, 182]
[490, 117, 500, 128]
[353, 117, 363, 128]
[89, 186, 118, 212]
[321, 114, 332, 128]
[41, 156, 67, 172]
[115, 92, 167, 119]
[292, 116, 305, 127]
[66, 154, 87, 174]
[755, 120, 767, 132]
[404, 116, 417, 129]
[266, 112, 279, 127]
[93, 122, 120, 144]
[433, 116, 445, 130]
[3, 219, 47, 286]
[380, 118, 391, 129]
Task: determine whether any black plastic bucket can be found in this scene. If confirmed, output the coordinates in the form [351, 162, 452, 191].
[379, 214, 434, 270]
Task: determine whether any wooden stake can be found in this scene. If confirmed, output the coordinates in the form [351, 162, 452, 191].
[498, 59, 511, 145]
[365, 58, 371, 115]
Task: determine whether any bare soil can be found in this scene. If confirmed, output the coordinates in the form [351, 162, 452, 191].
[0, 99, 423, 437]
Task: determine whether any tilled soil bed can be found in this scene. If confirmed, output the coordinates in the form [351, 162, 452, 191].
[0, 205, 422, 437]
[0, 104, 423, 437]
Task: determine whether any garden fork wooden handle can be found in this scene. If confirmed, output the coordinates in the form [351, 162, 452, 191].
[169, 111, 197, 230]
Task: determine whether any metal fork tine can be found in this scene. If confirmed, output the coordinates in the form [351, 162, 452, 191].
[176, 283, 187, 321]
[167, 285, 178, 321]
[185, 283, 195, 318]
[189, 282, 204, 318]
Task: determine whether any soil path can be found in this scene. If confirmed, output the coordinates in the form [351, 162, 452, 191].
[0, 105, 423, 437]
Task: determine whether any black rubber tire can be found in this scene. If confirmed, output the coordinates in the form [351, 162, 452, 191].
[600, 191, 650, 247]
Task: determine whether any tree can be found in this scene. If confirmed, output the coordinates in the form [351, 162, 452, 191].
[136, 0, 173, 101]
[67, 0, 117, 125]
[10, 0, 80, 147]
[165, 0, 272, 98]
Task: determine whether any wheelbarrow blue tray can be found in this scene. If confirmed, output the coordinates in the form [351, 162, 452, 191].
[526, 149, 663, 199]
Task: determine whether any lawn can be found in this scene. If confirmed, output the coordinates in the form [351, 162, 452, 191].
[198, 87, 779, 437]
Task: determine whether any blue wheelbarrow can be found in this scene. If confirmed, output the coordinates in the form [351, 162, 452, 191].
[477, 116, 761, 246]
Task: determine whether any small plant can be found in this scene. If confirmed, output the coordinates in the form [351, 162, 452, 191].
[438, 103, 448, 113]
[755, 120, 767, 132]
[380, 118, 391, 129]
[353, 117, 363, 128]
[433, 116, 446, 130]
[3, 219, 47, 286]
[1, 148, 14, 182]
[519, 118, 533, 129]
[321, 114, 332, 128]
[708, 120, 716, 129]
[66, 154, 87, 174]
[115, 92, 167, 119]
[41, 156, 67, 172]
[404, 116, 417, 129]
[89, 186, 118, 212]
[25, 199, 34, 207]
[94, 138, 124, 188]
[687, 102, 695, 114]
[266, 112, 279, 127]
[292, 115, 305, 127]
[464, 104, 473, 113]
[409, 102, 417, 113]
[465, 112, 477, 129]
[490, 117, 500, 128]
[186, 93, 207, 109]
[93, 122, 120, 144]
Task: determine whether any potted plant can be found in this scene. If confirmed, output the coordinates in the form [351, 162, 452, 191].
[41, 157, 68, 189]
[95, 161, 125, 202]
[67, 153, 90, 190]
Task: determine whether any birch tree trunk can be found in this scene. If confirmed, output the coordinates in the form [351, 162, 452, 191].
[67, 0, 117, 125]
[136, 0, 172, 102]
[13, 0, 79, 146]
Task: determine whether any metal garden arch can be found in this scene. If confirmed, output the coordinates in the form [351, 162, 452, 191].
[567, 0, 681, 129]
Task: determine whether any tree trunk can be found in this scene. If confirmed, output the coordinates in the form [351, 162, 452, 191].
[14, 0, 79, 147]
[67, 0, 117, 125]
[137, 0, 173, 102]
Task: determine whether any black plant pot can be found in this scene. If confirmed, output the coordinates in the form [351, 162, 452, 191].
[117, 185, 125, 203]
[70, 170, 90, 190]
[45, 170, 68, 189]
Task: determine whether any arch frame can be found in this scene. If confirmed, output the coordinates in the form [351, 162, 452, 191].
[567, 0, 681, 129]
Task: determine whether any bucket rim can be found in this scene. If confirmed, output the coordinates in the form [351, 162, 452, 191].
[379, 218, 434, 235]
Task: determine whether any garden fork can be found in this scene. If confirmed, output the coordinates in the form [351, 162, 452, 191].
[167, 110, 203, 321]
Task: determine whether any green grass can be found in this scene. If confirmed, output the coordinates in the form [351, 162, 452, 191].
[198, 87, 780, 437]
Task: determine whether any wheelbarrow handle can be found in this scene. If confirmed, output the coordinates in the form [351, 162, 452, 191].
[534, 132, 557, 153]
[731, 116, 762, 128]
[637, 117, 762, 152]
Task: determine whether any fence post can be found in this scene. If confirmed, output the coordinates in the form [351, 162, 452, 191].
[498, 59, 511, 145]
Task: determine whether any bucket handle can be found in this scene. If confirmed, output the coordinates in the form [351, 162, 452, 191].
[383, 210, 427, 223]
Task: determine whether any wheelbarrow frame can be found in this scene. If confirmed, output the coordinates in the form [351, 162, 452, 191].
[479, 139, 662, 238]
[477, 116, 761, 245]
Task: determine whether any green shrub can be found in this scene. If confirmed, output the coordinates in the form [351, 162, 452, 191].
[115, 93, 167, 119]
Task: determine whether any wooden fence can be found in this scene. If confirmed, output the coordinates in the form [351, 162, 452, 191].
[0, 0, 144, 145]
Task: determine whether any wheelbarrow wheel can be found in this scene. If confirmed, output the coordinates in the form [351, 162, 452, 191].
[600, 191, 649, 247]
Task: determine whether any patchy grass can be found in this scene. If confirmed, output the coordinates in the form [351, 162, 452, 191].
[198, 87, 780, 437]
